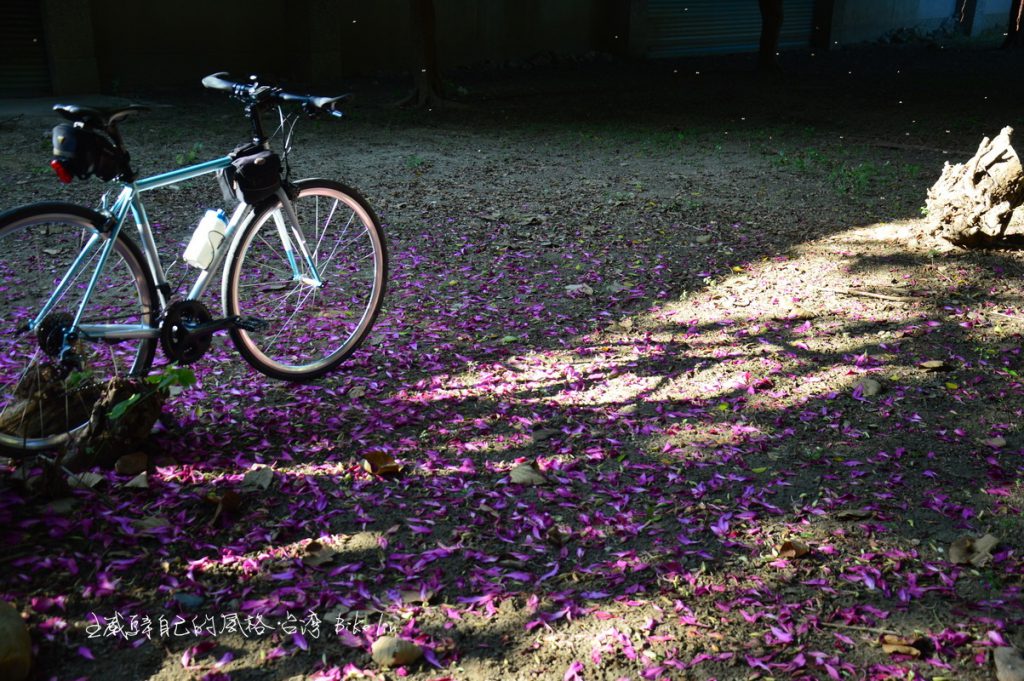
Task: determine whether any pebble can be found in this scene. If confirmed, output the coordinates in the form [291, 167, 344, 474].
[0, 601, 31, 681]
[371, 636, 422, 668]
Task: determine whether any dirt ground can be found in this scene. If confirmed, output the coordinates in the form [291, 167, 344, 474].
[3, 41, 1024, 680]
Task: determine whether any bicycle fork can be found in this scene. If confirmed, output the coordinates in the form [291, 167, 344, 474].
[270, 187, 323, 288]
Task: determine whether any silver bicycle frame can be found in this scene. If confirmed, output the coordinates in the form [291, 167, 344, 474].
[28, 156, 322, 342]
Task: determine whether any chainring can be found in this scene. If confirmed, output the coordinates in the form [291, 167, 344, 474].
[161, 300, 213, 365]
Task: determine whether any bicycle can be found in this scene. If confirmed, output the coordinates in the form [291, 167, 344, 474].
[0, 73, 388, 455]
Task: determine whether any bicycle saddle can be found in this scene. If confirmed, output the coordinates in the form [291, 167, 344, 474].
[53, 104, 149, 130]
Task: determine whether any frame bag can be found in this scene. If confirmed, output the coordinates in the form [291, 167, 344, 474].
[229, 149, 281, 204]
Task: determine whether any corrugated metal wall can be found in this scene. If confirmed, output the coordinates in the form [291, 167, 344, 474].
[647, 0, 816, 58]
[0, 0, 51, 96]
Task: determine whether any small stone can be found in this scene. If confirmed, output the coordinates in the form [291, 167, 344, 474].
[68, 472, 104, 489]
[172, 593, 205, 611]
[509, 463, 548, 486]
[995, 647, 1024, 681]
[855, 377, 883, 396]
[371, 636, 422, 668]
[114, 451, 148, 476]
[0, 601, 31, 681]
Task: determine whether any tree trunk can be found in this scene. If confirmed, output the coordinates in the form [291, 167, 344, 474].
[1005, 0, 1024, 47]
[398, 0, 445, 108]
[926, 126, 1024, 247]
[758, 0, 784, 74]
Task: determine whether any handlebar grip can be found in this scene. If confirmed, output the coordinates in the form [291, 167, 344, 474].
[312, 94, 350, 117]
[202, 72, 236, 92]
[279, 92, 350, 117]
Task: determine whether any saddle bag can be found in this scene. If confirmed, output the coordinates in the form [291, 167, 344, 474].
[51, 123, 124, 181]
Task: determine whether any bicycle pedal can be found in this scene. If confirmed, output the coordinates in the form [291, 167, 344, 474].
[234, 316, 269, 332]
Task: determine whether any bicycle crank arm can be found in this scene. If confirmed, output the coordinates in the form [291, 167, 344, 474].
[184, 315, 269, 342]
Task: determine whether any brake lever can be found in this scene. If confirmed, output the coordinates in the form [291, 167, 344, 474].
[301, 102, 344, 119]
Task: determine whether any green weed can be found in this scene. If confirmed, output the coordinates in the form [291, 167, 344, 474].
[175, 142, 205, 166]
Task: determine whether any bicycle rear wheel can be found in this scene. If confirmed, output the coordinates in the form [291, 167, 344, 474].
[0, 203, 158, 455]
[224, 179, 387, 380]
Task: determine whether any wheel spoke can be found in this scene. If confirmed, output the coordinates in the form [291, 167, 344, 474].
[227, 182, 387, 380]
[0, 208, 156, 453]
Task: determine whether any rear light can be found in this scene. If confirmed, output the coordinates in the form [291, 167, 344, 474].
[51, 159, 72, 184]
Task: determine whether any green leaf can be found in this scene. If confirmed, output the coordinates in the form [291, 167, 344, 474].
[147, 366, 197, 391]
[109, 393, 142, 420]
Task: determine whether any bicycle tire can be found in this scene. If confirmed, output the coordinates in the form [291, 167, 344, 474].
[0, 202, 158, 455]
[223, 179, 388, 381]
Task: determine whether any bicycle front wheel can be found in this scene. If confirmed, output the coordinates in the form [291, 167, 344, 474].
[224, 179, 388, 380]
[0, 203, 158, 455]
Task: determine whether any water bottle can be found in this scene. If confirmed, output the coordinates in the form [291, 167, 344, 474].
[183, 209, 227, 269]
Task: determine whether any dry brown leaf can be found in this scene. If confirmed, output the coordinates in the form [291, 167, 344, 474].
[949, 536, 974, 564]
[531, 428, 561, 444]
[834, 508, 874, 521]
[975, 534, 1000, 555]
[509, 462, 548, 486]
[125, 472, 149, 489]
[918, 359, 952, 372]
[400, 589, 435, 604]
[879, 633, 930, 657]
[565, 283, 594, 296]
[68, 472, 104, 489]
[242, 466, 274, 491]
[133, 516, 169, 532]
[777, 539, 811, 559]
[362, 451, 403, 477]
[949, 534, 1000, 567]
[984, 436, 1008, 449]
[303, 541, 338, 567]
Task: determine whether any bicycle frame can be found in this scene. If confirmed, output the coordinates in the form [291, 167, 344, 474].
[28, 155, 324, 344]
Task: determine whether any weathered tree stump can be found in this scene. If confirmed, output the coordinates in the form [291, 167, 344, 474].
[0, 367, 163, 471]
[926, 126, 1024, 247]
[65, 377, 164, 471]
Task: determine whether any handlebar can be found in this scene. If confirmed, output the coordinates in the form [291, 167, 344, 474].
[202, 72, 349, 119]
